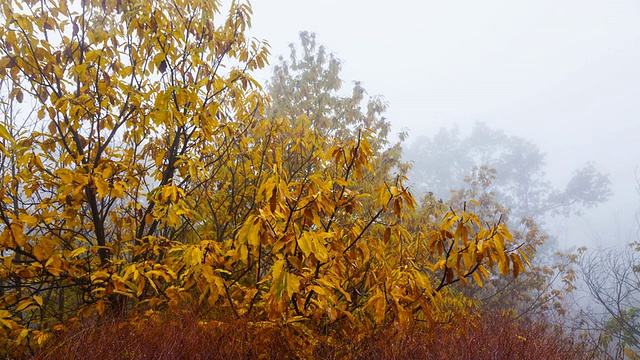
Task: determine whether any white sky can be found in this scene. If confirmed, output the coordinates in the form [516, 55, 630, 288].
[249, 0, 640, 246]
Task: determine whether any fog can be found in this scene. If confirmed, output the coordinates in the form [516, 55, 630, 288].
[250, 0, 640, 249]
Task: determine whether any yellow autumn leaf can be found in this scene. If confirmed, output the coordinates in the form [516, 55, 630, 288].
[286, 273, 300, 299]
[0, 123, 13, 143]
[298, 233, 312, 258]
[69, 247, 87, 258]
[15, 299, 35, 312]
[19, 214, 38, 226]
[94, 177, 111, 198]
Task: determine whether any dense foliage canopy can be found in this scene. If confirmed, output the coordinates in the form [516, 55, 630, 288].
[0, 1, 601, 358]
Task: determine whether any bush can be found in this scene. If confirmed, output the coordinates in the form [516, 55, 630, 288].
[35, 309, 591, 360]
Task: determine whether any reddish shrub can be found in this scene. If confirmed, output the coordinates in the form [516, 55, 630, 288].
[356, 312, 593, 360]
[35, 310, 298, 360]
[34, 310, 592, 359]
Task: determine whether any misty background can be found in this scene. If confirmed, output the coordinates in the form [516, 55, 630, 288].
[248, 0, 640, 249]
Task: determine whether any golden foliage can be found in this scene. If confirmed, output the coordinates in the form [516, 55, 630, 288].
[0, 0, 530, 356]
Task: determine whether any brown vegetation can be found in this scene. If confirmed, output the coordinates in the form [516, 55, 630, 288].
[35, 308, 591, 360]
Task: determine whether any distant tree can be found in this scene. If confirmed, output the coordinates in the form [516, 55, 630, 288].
[403, 122, 612, 316]
[404, 122, 610, 219]
[574, 177, 640, 359]
[267, 31, 408, 182]
[577, 245, 640, 359]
